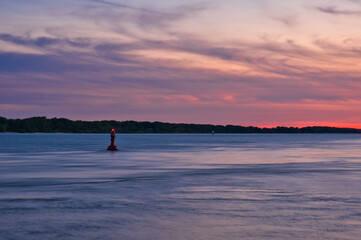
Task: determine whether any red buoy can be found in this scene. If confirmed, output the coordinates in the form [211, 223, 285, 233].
[107, 128, 118, 151]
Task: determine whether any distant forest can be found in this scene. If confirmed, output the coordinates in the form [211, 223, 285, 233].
[1, 116, 361, 134]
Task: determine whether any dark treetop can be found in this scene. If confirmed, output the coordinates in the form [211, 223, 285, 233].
[0, 116, 360, 133]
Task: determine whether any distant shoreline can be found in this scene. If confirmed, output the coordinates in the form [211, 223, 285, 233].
[1, 116, 361, 134]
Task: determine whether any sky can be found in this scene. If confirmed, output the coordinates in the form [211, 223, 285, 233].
[1, 0, 361, 127]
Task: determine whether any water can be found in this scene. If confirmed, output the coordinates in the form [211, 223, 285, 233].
[0, 133, 360, 240]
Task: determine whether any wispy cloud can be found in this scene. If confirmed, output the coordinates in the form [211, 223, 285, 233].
[0, 33, 92, 49]
[317, 6, 361, 15]
[271, 14, 299, 27]
[3, 29, 361, 91]
[81, 0, 209, 31]
[0, 34, 60, 47]
[89, 0, 159, 13]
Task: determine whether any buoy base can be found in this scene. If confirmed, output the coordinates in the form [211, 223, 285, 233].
[107, 145, 118, 151]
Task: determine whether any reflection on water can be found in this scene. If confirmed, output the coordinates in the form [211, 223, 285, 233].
[0, 134, 361, 240]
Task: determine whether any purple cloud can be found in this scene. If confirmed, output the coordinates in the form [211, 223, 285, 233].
[0, 34, 60, 47]
[317, 6, 361, 15]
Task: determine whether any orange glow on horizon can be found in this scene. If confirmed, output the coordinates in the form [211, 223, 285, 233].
[257, 123, 361, 130]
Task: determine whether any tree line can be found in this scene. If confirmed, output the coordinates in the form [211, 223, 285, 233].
[0, 116, 360, 133]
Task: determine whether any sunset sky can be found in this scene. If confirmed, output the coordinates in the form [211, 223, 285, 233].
[1, 0, 361, 127]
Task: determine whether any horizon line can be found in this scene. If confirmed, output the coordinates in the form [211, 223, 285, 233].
[2, 116, 361, 130]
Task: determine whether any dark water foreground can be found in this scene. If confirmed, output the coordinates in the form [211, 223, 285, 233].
[0, 134, 360, 240]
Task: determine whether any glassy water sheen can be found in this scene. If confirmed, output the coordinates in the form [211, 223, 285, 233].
[0, 133, 360, 240]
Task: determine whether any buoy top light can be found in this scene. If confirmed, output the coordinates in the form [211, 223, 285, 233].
[112, 128, 114, 131]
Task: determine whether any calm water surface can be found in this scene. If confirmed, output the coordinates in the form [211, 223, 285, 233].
[0, 134, 360, 240]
